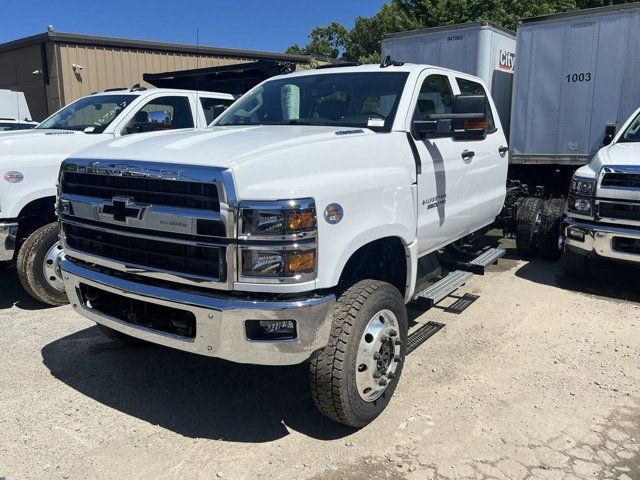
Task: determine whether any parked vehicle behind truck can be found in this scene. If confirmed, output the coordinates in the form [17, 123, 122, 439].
[0, 86, 234, 306]
[56, 63, 509, 426]
[564, 106, 640, 274]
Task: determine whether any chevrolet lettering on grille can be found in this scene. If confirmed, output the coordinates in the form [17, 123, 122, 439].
[101, 197, 147, 223]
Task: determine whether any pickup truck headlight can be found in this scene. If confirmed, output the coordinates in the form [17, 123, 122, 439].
[240, 246, 316, 279]
[569, 177, 595, 195]
[239, 199, 316, 239]
[568, 196, 592, 213]
[238, 199, 318, 283]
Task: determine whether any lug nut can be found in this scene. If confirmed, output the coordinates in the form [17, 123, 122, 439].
[373, 352, 381, 360]
[389, 330, 398, 337]
[373, 372, 381, 379]
[379, 378, 388, 386]
[388, 372, 395, 379]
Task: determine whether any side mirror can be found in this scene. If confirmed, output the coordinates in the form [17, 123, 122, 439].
[413, 94, 488, 140]
[603, 123, 619, 146]
[147, 110, 171, 125]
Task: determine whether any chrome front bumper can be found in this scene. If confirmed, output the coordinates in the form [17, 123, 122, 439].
[61, 259, 335, 366]
[0, 221, 18, 262]
[565, 218, 640, 264]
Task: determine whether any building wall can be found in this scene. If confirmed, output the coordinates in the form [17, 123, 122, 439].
[57, 43, 258, 107]
[0, 43, 61, 121]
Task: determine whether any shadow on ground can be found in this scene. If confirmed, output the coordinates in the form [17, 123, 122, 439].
[515, 256, 640, 304]
[41, 326, 355, 443]
[0, 264, 55, 311]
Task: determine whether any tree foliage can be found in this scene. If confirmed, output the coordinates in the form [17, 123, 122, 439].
[288, 0, 636, 63]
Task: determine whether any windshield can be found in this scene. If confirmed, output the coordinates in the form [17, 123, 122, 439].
[620, 112, 640, 143]
[37, 94, 137, 133]
[215, 72, 409, 132]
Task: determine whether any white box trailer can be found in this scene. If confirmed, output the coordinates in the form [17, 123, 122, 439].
[510, 3, 640, 165]
[382, 22, 516, 134]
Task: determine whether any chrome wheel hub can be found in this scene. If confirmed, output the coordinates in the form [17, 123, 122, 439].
[356, 309, 401, 402]
[43, 241, 65, 292]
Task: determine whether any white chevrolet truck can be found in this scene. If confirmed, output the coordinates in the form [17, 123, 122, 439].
[57, 63, 508, 426]
[564, 107, 640, 274]
[0, 86, 234, 305]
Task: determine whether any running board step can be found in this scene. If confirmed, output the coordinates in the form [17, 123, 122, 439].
[414, 270, 473, 309]
[469, 248, 506, 273]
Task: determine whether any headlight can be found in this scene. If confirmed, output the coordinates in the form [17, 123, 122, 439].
[570, 176, 595, 195]
[238, 198, 318, 283]
[239, 199, 316, 239]
[240, 246, 316, 279]
[568, 196, 592, 213]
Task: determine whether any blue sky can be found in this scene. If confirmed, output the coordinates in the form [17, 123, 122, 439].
[1, 0, 388, 53]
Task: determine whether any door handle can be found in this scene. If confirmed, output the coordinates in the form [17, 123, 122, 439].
[461, 150, 475, 160]
[498, 146, 509, 155]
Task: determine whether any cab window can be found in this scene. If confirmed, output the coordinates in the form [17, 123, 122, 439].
[124, 96, 194, 135]
[455, 78, 496, 132]
[200, 97, 234, 124]
[414, 74, 454, 120]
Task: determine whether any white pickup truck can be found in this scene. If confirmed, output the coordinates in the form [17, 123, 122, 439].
[57, 63, 508, 426]
[564, 107, 640, 274]
[0, 86, 234, 305]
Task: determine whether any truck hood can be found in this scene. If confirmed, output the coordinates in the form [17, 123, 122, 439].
[591, 142, 640, 171]
[0, 128, 107, 160]
[73, 125, 375, 168]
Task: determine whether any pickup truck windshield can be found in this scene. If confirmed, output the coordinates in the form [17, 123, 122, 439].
[620, 112, 640, 142]
[37, 94, 137, 134]
[215, 72, 409, 132]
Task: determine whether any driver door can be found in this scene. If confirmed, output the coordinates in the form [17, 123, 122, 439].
[411, 71, 476, 255]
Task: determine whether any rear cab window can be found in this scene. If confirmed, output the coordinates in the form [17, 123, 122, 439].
[455, 77, 496, 133]
[200, 97, 234, 124]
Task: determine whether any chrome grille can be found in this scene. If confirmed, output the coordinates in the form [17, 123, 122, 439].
[601, 172, 640, 189]
[59, 158, 235, 290]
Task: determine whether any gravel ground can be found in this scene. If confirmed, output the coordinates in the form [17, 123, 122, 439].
[0, 236, 639, 480]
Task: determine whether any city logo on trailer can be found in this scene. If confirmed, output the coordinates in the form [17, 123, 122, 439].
[499, 50, 515, 71]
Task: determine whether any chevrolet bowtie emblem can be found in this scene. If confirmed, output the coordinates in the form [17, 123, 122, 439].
[101, 196, 146, 222]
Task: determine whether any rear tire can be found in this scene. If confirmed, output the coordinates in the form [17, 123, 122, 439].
[98, 325, 149, 347]
[16, 223, 68, 306]
[540, 198, 566, 261]
[516, 197, 543, 259]
[309, 280, 408, 428]
[564, 248, 589, 277]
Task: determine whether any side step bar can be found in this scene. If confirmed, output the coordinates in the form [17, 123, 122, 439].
[413, 248, 505, 309]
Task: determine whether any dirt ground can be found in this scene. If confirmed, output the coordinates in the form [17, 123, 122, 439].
[1, 236, 639, 480]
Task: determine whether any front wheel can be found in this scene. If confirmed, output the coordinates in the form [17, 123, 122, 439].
[16, 222, 68, 306]
[309, 280, 408, 428]
[540, 198, 566, 261]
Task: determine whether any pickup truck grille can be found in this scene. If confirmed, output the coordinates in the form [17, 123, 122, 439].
[59, 159, 234, 290]
[601, 173, 640, 189]
[599, 202, 640, 222]
[63, 223, 224, 280]
[61, 171, 220, 211]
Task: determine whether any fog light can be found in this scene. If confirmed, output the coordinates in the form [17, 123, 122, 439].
[246, 320, 297, 341]
[567, 228, 585, 242]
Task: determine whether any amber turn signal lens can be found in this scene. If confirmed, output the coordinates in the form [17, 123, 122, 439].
[464, 120, 488, 130]
[285, 251, 316, 274]
[287, 211, 316, 231]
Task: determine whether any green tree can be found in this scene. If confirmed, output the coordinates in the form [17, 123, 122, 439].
[286, 22, 349, 58]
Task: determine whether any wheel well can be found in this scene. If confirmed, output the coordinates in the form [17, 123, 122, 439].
[17, 196, 57, 244]
[338, 237, 408, 297]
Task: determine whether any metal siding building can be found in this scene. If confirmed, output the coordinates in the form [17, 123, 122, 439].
[0, 32, 314, 121]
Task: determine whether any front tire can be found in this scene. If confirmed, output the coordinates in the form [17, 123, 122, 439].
[309, 280, 408, 428]
[16, 222, 68, 306]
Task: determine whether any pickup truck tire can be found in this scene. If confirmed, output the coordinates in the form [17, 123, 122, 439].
[98, 325, 150, 347]
[516, 197, 544, 258]
[539, 198, 566, 261]
[309, 280, 407, 428]
[16, 223, 68, 306]
[564, 248, 590, 277]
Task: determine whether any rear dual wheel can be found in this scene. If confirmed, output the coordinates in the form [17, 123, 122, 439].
[516, 197, 566, 261]
[310, 280, 408, 428]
